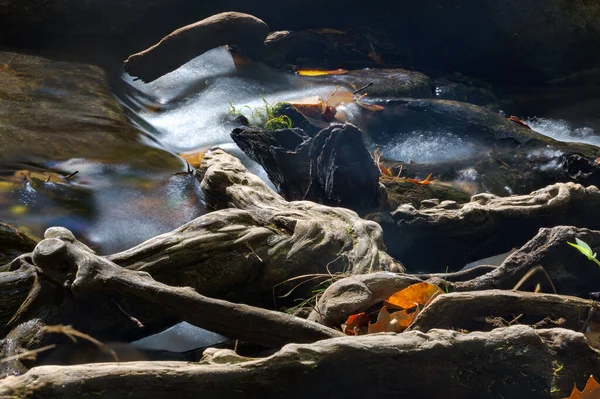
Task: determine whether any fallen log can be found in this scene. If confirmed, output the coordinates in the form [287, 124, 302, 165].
[408, 290, 599, 332]
[5, 233, 343, 348]
[387, 182, 600, 271]
[2, 325, 598, 399]
[124, 12, 269, 82]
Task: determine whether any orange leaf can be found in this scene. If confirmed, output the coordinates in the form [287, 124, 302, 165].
[407, 173, 434, 185]
[508, 115, 531, 129]
[384, 282, 444, 310]
[179, 149, 208, 169]
[368, 307, 392, 334]
[368, 307, 414, 334]
[563, 375, 600, 399]
[342, 312, 370, 335]
[297, 68, 348, 76]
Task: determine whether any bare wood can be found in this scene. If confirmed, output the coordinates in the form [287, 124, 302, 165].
[2, 326, 599, 399]
[33, 236, 343, 348]
[124, 12, 269, 82]
[408, 289, 598, 332]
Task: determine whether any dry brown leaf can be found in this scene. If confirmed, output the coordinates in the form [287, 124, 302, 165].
[563, 375, 600, 399]
[384, 282, 444, 310]
[357, 102, 385, 112]
[508, 115, 531, 129]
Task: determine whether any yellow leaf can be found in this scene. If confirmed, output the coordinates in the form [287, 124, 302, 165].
[368, 307, 414, 334]
[297, 68, 348, 77]
[10, 205, 27, 216]
[384, 282, 444, 310]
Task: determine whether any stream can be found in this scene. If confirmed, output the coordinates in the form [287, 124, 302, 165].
[1, 46, 598, 257]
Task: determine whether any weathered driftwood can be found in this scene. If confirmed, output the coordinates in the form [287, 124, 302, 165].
[124, 12, 269, 82]
[408, 290, 599, 333]
[6, 232, 342, 348]
[0, 223, 39, 266]
[455, 225, 600, 295]
[387, 182, 600, 271]
[2, 326, 599, 399]
[307, 272, 423, 327]
[108, 149, 402, 305]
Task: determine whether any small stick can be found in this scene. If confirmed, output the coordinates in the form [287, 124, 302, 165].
[64, 171, 79, 179]
[353, 83, 373, 95]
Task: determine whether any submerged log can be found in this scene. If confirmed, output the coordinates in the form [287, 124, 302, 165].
[387, 182, 600, 271]
[2, 326, 598, 399]
[124, 12, 269, 83]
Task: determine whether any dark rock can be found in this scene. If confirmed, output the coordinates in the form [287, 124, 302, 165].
[231, 127, 312, 200]
[361, 98, 600, 195]
[307, 123, 381, 210]
[271, 103, 321, 137]
[263, 28, 410, 70]
[432, 73, 498, 106]
[305, 68, 432, 98]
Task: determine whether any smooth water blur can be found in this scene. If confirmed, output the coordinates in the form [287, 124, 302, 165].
[525, 117, 600, 146]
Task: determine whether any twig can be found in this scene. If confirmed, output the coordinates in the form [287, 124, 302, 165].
[0, 344, 56, 363]
[512, 265, 557, 294]
[64, 171, 79, 179]
[244, 241, 263, 263]
[114, 301, 145, 328]
[353, 82, 373, 95]
[42, 325, 119, 362]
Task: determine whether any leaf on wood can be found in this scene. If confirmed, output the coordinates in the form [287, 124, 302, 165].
[407, 173, 434, 185]
[342, 312, 370, 335]
[297, 68, 348, 77]
[508, 115, 531, 129]
[368, 307, 413, 334]
[562, 375, 600, 399]
[384, 282, 444, 310]
[179, 149, 207, 169]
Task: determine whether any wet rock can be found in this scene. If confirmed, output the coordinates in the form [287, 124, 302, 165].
[0, 223, 39, 265]
[386, 182, 600, 272]
[263, 28, 410, 70]
[432, 73, 498, 106]
[305, 68, 432, 98]
[362, 98, 600, 195]
[124, 12, 270, 83]
[232, 123, 382, 211]
[308, 123, 381, 209]
[0, 51, 180, 168]
[231, 127, 312, 200]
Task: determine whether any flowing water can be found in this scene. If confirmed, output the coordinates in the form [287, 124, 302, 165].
[2, 45, 599, 256]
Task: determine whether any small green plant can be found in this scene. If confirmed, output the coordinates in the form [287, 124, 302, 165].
[227, 98, 292, 131]
[568, 238, 600, 267]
